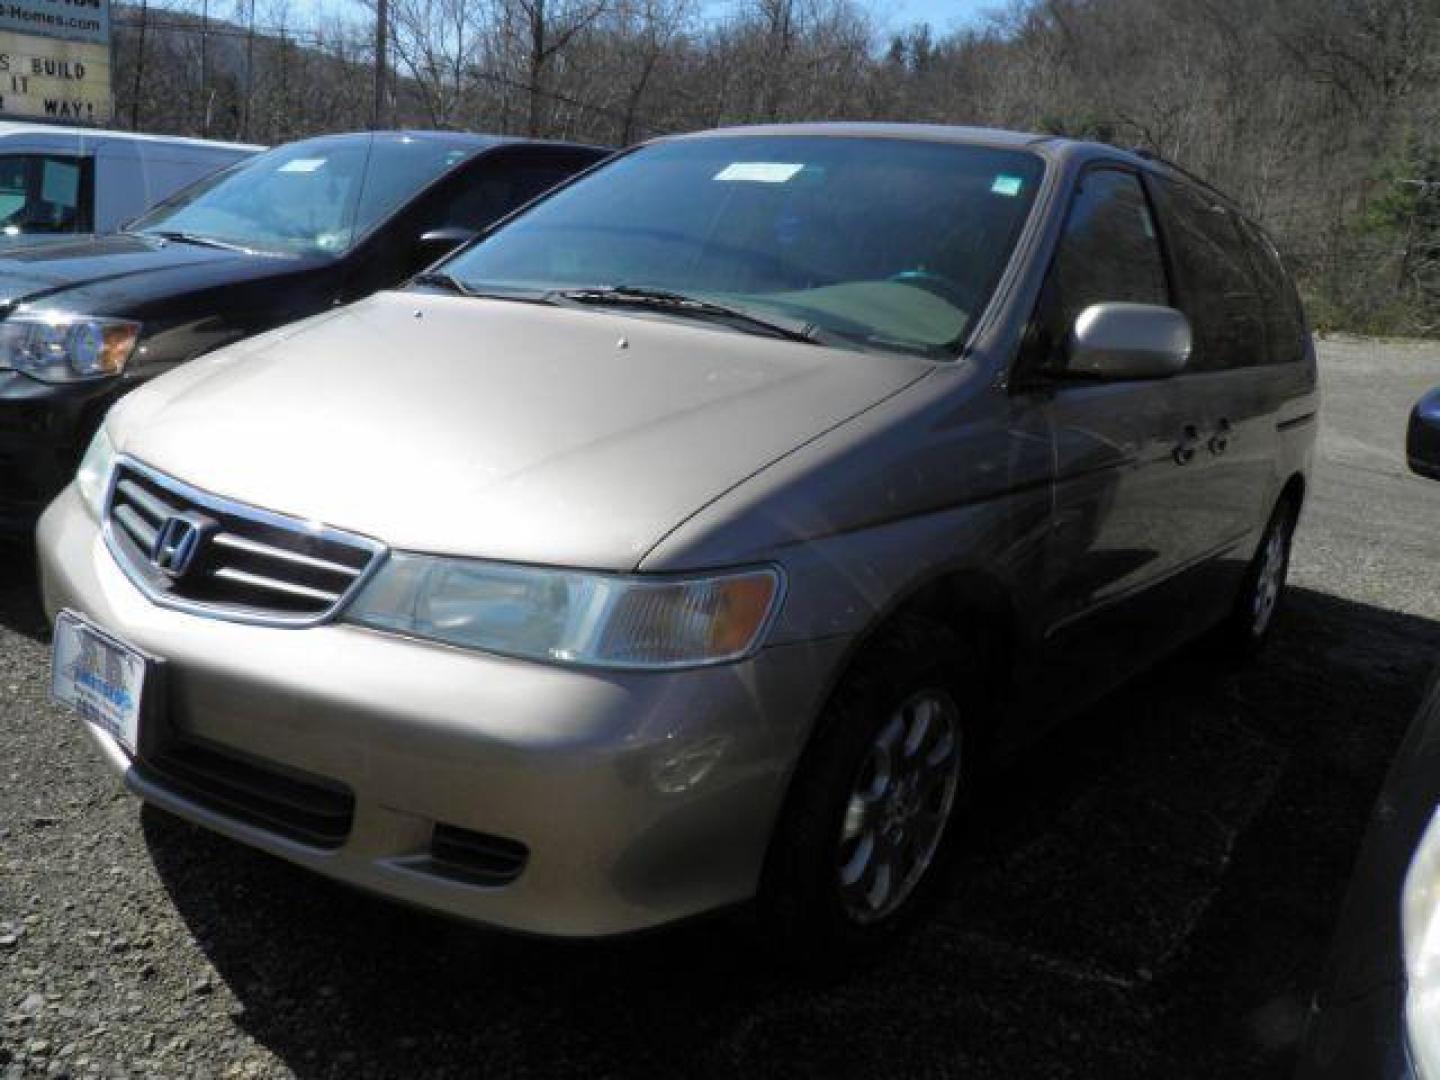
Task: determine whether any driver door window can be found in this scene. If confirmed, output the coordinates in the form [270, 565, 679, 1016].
[1026, 168, 1170, 371]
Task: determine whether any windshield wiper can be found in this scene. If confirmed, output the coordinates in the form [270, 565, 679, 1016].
[409, 273, 563, 305]
[551, 285, 825, 345]
[141, 230, 257, 254]
[411, 270, 482, 296]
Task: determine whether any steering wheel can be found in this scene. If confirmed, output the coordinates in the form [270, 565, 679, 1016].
[889, 269, 971, 309]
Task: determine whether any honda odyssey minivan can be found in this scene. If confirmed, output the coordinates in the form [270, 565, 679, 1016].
[38, 123, 1318, 954]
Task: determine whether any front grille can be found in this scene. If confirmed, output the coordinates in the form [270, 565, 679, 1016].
[427, 824, 529, 886]
[105, 459, 384, 625]
[139, 737, 355, 849]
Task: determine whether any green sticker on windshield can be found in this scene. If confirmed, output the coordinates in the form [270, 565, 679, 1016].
[991, 174, 1023, 197]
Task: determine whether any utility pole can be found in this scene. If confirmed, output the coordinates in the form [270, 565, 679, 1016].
[130, 0, 147, 130]
[240, 0, 255, 140]
[199, 0, 209, 135]
[372, 0, 388, 129]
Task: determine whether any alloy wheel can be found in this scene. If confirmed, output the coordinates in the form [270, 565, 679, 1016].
[1251, 517, 1290, 637]
[837, 689, 962, 924]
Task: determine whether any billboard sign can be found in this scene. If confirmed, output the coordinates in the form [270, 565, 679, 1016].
[0, 0, 110, 123]
[0, 34, 111, 121]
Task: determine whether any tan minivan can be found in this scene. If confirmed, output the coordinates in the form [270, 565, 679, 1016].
[39, 123, 1318, 957]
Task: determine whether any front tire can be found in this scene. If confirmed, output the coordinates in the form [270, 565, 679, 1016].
[758, 615, 980, 965]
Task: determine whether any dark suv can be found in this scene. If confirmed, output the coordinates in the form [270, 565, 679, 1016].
[0, 130, 606, 530]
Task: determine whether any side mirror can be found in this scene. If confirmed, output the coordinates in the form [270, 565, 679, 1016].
[1065, 302, 1192, 380]
[1408, 387, 1440, 481]
[415, 226, 478, 262]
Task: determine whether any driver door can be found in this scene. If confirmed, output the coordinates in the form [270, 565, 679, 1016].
[1018, 166, 1204, 714]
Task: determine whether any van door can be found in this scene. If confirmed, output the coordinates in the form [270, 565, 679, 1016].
[1147, 177, 1284, 606]
[1017, 166, 1206, 709]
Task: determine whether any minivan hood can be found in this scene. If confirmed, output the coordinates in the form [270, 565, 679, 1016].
[0, 232, 315, 313]
[113, 290, 932, 570]
[109, 292, 933, 570]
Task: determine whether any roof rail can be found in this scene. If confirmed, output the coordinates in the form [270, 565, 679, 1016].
[1126, 145, 1239, 208]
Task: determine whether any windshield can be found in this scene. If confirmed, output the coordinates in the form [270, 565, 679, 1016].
[129, 135, 477, 256]
[439, 135, 1045, 355]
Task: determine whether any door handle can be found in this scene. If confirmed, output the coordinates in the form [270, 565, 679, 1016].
[1209, 419, 1233, 456]
[1174, 424, 1200, 465]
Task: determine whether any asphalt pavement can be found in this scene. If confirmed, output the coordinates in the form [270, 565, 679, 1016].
[3, 336, 1440, 1078]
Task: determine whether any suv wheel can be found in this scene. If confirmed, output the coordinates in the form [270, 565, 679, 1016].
[1222, 494, 1298, 657]
[759, 615, 979, 963]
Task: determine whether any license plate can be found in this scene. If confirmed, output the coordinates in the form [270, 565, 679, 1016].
[51, 610, 150, 756]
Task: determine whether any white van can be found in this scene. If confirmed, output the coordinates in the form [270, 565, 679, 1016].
[0, 123, 260, 246]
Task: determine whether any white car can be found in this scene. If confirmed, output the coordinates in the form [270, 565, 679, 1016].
[0, 123, 259, 246]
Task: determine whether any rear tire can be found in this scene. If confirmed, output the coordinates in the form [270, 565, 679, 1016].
[758, 615, 982, 968]
[1218, 493, 1298, 659]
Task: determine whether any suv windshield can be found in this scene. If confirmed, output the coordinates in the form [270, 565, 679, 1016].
[129, 134, 477, 257]
[440, 135, 1045, 355]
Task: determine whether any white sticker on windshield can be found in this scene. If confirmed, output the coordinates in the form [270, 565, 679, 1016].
[991, 174, 1023, 197]
[714, 162, 804, 184]
[279, 158, 327, 174]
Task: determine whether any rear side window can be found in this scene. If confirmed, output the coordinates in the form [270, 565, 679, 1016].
[429, 153, 589, 233]
[1152, 178, 1266, 371]
[1236, 219, 1307, 365]
[1026, 167, 1168, 367]
[0, 154, 90, 234]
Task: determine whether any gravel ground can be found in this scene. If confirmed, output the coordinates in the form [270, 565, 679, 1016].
[3, 337, 1440, 1079]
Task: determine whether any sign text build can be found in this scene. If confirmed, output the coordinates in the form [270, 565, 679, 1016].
[0, 33, 110, 121]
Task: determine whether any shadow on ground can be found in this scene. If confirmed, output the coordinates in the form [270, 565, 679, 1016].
[126, 585, 1440, 1079]
[0, 539, 46, 642]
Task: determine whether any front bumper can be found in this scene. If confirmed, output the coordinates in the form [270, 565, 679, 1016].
[0, 372, 123, 532]
[38, 484, 849, 936]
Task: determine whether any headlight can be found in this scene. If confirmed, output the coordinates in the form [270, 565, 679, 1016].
[0, 310, 140, 382]
[345, 555, 782, 670]
[75, 424, 116, 519]
[1405, 807, 1440, 1078]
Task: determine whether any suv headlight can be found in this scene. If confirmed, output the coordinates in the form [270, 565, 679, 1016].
[0, 310, 141, 383]
[75, 424, 116, 519]
[1405, 807, 1440, 1078]
[345, 555, 782, 670]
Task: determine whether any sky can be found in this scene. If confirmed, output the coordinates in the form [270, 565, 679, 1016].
[306, 0, 998, 37]
[707, 0, 999, 34]
[841, 0, 995, 33]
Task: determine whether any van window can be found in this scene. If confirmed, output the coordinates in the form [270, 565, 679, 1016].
[1026, 167, 1168, 368]
[1152, 178, 1266, 371]
[427, 156, 584, 233]
[1237, 218, 1307, 365]
[0, 154, 89, 234]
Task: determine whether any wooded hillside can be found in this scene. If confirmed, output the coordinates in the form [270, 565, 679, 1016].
[111, 0, 1440, 334]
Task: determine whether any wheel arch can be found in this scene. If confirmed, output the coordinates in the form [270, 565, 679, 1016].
[762, 564, 1022, 855]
